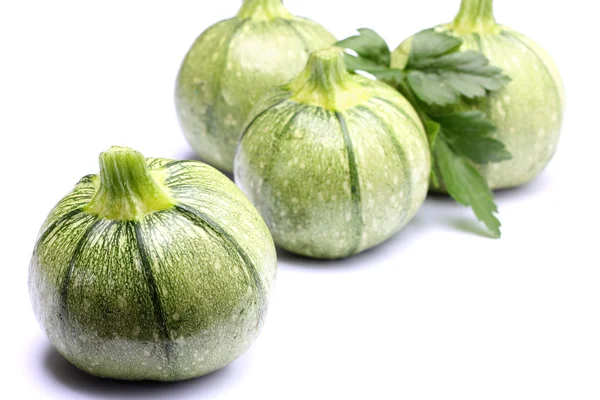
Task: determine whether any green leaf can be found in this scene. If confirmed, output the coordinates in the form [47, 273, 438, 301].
[370, 68, 406, 86]
[341, 53, 405, 87]
[434, 136, 502, 238]
[409, 30, 463, 61]
[406, 71, 458, 106]
[336, 28, 391, 67]
[342, 53, 382, 71]
[406, 31, 511, 106]
[337, 29, 404, 86]
[436, 112, 512, 164]
[337, 27, 510, 238]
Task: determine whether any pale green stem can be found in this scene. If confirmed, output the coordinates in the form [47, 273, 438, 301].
[85, 146, 175, 220]
[289, 47, 361, 110]
[236, 0, 292, 20]
[451, 0, 499, 34]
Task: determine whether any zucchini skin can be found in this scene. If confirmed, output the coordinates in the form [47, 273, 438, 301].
[29, 159, 276, 381]
[235, 78, 431, 260]
[392, 26, 564, 190]
[175, 15, 336, 173]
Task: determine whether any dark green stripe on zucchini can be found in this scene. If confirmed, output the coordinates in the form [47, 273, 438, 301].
[262, 106, 308, 187]
[205, 19, 251, 139]
[354, 105, 413, 222]
[133, 221, 173, 368]
[58, 218, 102, 336]
[239, 97, 292, 143]
[175, 204, 267, 311]
[372, 97, 423, 133]
[36, 208, 84, 248]
[335, 111, 363, 254]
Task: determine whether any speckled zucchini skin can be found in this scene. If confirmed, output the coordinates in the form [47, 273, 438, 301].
[392, 26, 564, 190]
[175, 1, 336, 172]
[235, 72, 431, 259]
[29, 158, 277, 381]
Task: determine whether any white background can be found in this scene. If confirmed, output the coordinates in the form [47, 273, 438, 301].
[1, 1, 599, 399]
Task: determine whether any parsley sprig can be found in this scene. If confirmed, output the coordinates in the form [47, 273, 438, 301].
[336, 28, 511, 238]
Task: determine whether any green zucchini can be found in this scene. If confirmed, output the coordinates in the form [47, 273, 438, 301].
[28, 147, 277, 381]
[235, 48, 431, 259]
[175, 0, 336, 172]
[392, 0, 565, 189]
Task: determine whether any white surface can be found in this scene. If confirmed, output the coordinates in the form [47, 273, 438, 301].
[1, 1, 599, 399]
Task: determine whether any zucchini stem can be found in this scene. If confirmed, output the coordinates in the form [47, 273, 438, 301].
[451, 0, 499, 34]
[289, 47, 370, 110]
[236, 0, 291, 21]
[85, 146, 175, 220]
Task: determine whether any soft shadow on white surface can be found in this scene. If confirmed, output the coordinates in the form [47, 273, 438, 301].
[424, 192, 497, 238]
[39, 341, 238, 399]
[424, 170, 553, 238]
[493, 172, 552, 201]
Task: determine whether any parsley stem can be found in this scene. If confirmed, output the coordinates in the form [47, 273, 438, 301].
[396, 79, 430, 126]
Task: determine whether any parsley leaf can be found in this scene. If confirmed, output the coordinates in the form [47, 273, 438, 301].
[342, 53, 405, 86]
[434, 136, 502, 238]
[336, 28, 391, 67]
[337, 28, 510, 238]
[405, 30, 511, 106]
[436, 112, 512, 164]
[337, 30, 405, 86]
[408, 30, 462, 61]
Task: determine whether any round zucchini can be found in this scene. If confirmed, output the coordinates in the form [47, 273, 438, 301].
[235, 48, 431, 259]
[175, 0, 336, 172]
[29, 147, 277, 381]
